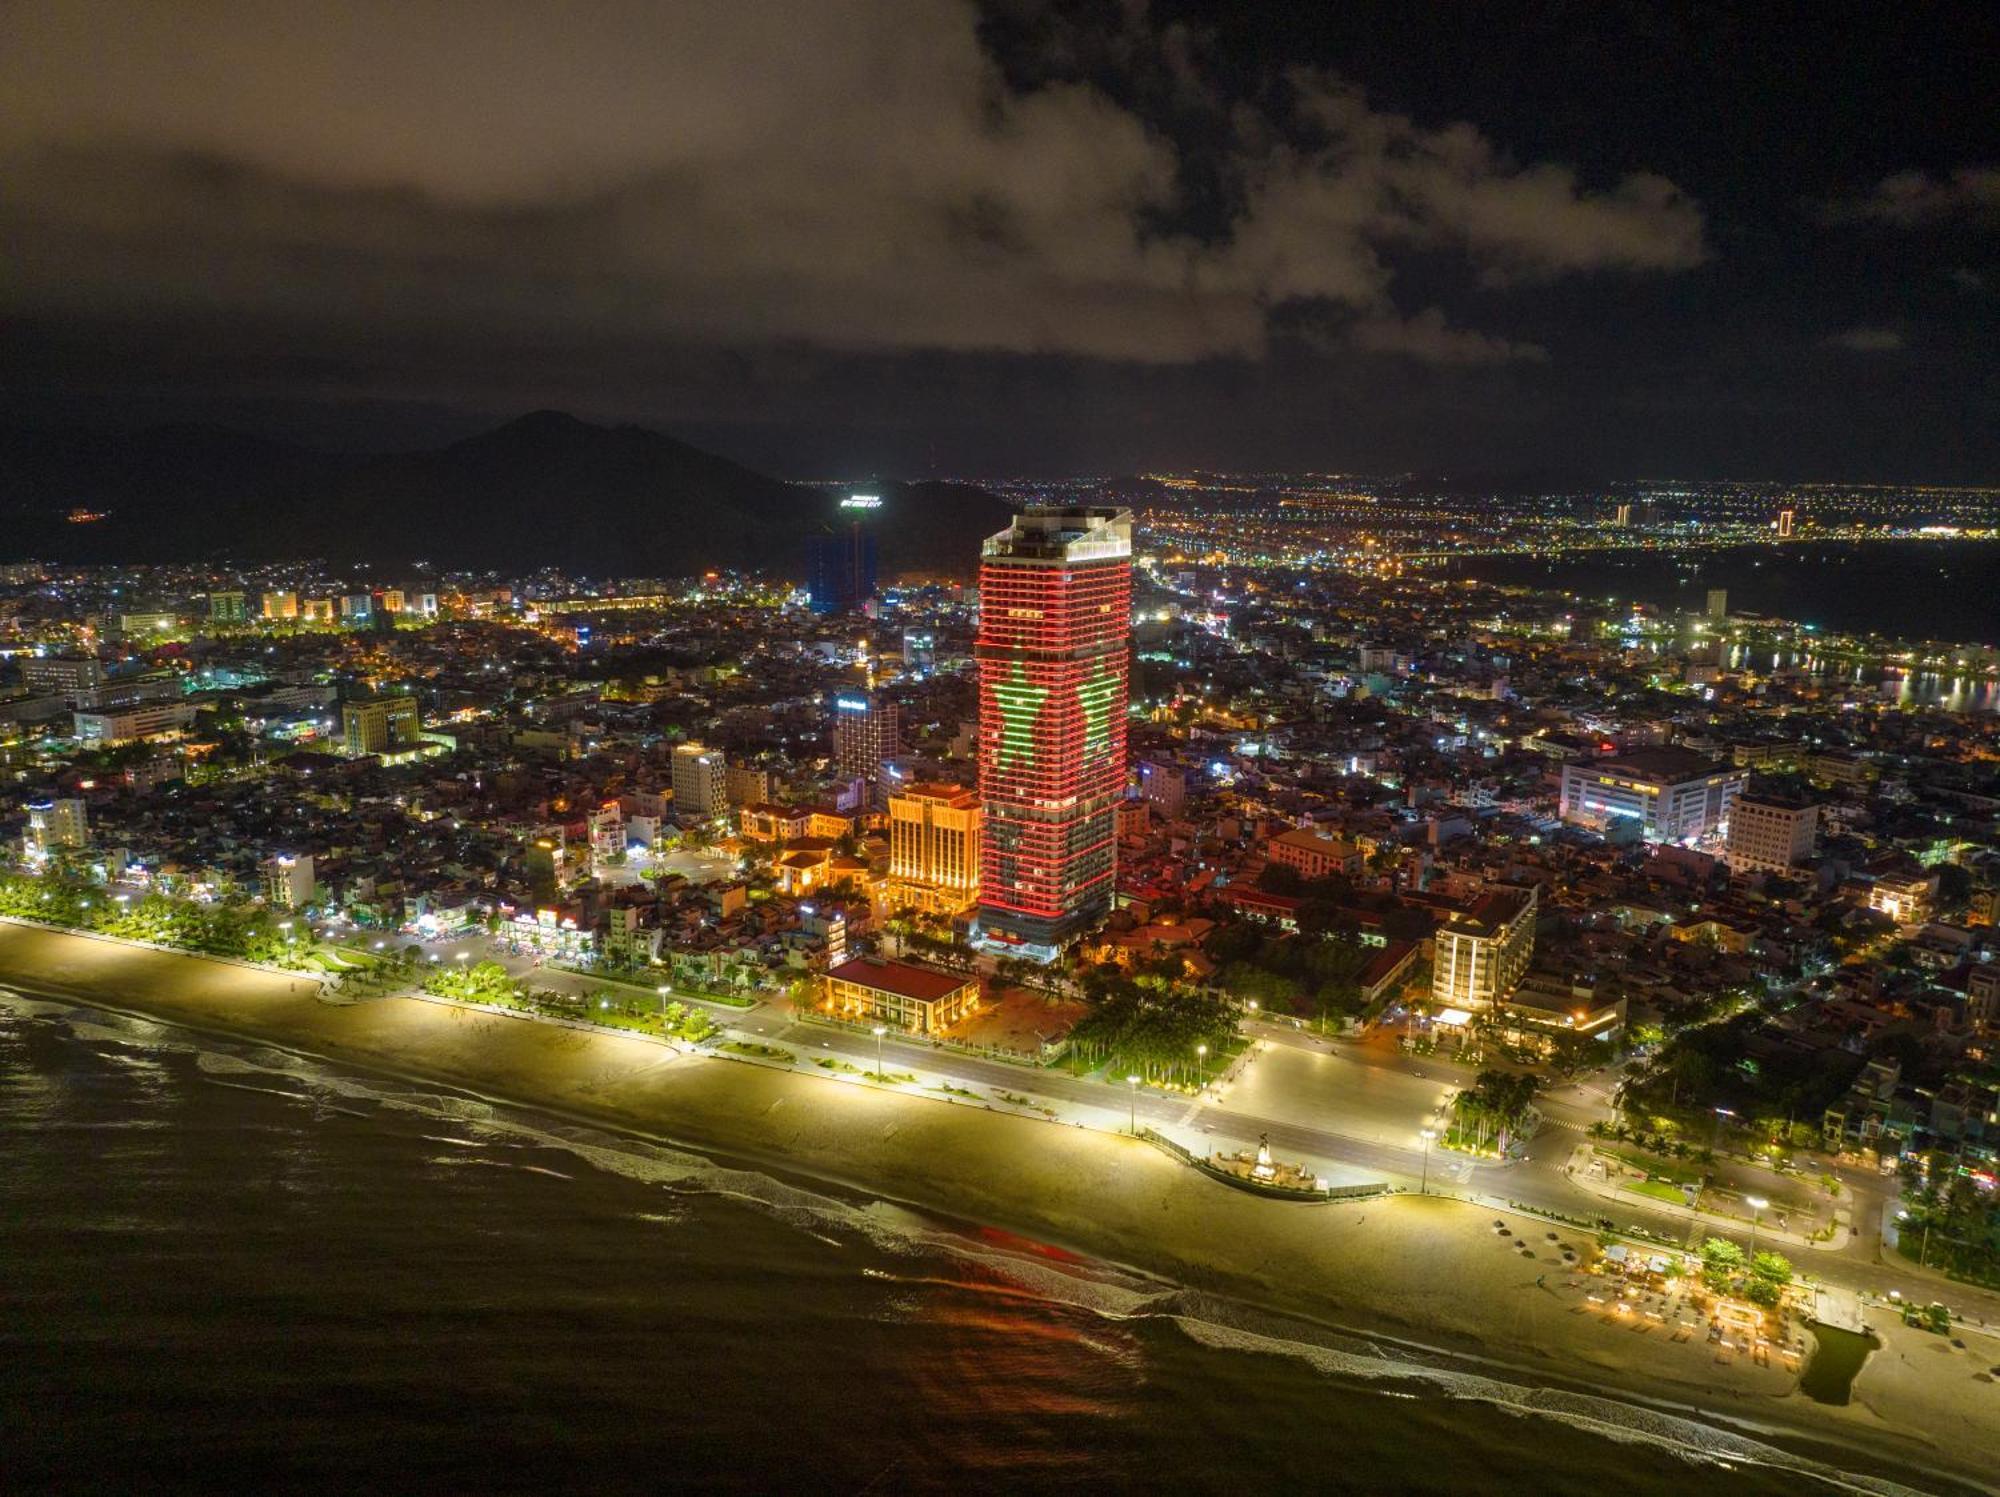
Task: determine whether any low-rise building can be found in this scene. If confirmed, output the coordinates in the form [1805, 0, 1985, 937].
[1725, 794, 1817, 875]
[823, 955, 978, 1035]
[740, 803, 811, 843]
[1868, 864, 1938, 926]
[74, 702, 197, 743]
[1265, 826, 1366, 881]
[1496, 972, 1627, 1056]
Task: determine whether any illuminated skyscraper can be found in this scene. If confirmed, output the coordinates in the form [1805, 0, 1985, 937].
[887, 782, 982, 914]
[974, 506, 1132, 958]
[670, 742, 729, 821]
[830, 689, 901, 800]
[1777, 507, 1796, 539]
[806, 500, 881, 615]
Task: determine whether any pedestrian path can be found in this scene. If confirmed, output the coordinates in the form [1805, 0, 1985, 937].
[1563, 1144, 1851, 1252]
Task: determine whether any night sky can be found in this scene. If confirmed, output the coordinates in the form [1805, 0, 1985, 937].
[3, 1, 1996, 480]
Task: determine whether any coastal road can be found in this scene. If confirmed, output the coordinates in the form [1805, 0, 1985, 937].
[768, 1016, 1495, 1190]
[790, 1015, 1924, 1284]
[458, 950, 1968, 1307]
[430, 970, 2000, 1324]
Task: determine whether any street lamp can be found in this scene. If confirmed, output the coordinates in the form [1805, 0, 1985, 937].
[1419, 1127, 1435, 1196]
[1127, 1074, 1141, 1134]
[1745, 1194, 1768, 1259]
[657, 984, 670, 1026]
[1195, 1041, 1208, 1091]
[872, 1024, 887, 1084]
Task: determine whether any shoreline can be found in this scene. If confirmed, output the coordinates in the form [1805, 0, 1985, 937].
[1445, 534, 2000, 658]
[0, 922, 1989, 1493]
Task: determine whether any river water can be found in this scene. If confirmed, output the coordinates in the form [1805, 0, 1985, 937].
[0, 992, 1960, 1496]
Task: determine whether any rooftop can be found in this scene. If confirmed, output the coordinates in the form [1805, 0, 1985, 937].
[1436, 886, 1535, 936]
[1269, 827, 1363, 855]
[1586, 746, 1733, 784]
[892, 781, 978, 806]
[826, 956, 973, 1003]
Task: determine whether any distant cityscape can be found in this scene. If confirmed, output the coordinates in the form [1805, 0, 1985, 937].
[4, 473, 2000, 1471]
[13, 4, 2000, 1490]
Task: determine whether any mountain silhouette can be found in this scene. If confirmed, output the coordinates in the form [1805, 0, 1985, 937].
[0, 412, 1013, 578]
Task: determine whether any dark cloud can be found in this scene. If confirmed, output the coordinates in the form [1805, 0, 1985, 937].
[1823, 326, 1906, 353]
[1318, 307, 1548, 366]
[1, 0, 1702, 367]
[1829, 167, 2000, 226]
[0, 1, 1994, 480]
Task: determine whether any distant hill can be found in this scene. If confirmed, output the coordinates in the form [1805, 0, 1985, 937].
[1095, 474, 1172, 505]
[0, 411, 1014, 579]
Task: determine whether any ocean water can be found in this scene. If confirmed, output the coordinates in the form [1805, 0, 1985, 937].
[1453, 539, 2000, 649]
[0, 992, 1960, 1496]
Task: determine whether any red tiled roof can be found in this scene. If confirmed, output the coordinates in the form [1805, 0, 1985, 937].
[827, 956, 971, 1003]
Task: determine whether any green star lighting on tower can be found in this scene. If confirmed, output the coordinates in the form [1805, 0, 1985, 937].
[1078, 657, 1118, 763]
[991, 658, 1049, 770]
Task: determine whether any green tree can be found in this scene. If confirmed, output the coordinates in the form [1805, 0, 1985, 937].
[1700, 1237, 1746, 1288]
[1749, 1251, 1793, 1293]
[1256, 862, 1303, 896]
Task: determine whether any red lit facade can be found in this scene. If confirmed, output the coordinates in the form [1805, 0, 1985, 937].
[975, 507, 1132, 955]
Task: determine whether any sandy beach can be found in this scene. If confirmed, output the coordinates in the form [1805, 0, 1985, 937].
[1, 921, 1990, 1492]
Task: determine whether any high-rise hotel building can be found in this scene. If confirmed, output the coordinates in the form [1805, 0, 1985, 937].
[670, 742, 729, 822]
[886, 783, 982, 915]
[1431, 885, 1538, 1015]
[831, 690, 900, 790]
[973, 506, 1132, 959]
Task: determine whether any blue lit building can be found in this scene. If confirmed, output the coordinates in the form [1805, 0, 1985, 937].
[806, 524, 877, 615]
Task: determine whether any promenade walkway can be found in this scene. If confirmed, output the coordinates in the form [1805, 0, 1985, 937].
[1564, 1144, 1853, 1252]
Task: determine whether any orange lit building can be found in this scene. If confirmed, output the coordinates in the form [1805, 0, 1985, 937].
[886, 782, 981, 914]
[823, 956, 977, 1035]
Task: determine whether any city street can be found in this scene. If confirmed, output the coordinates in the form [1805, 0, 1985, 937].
[371, 932, 1994, 1326]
